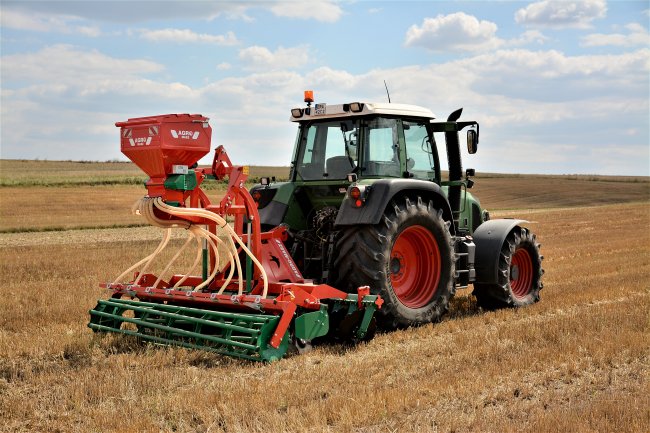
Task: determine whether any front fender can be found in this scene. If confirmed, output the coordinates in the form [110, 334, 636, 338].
[473, 219, 527, 284]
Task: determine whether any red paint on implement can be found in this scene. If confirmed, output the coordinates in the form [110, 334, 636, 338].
[390, 225, 441, 308]
[117, 114, 211, 180]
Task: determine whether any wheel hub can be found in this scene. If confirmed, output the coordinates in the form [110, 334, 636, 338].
[389, 225, 441, 308]
[510, 265, 519, 281]
[390, 254, 403, 277]
[510, 247, 533, 299]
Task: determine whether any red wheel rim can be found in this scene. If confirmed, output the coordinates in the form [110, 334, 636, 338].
[510, 247, 533, 299]
[390, 226, 441, 308]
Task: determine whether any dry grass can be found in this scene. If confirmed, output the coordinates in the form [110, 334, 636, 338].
[1, 162, 647, 232]
[0, 161, 291, 231]
[0, 185, 145, 231]
[0, 159, 144, 186]
[0, 159, 290, 187]
[470, 175, 649, 209]
[1, 199, 648, 432]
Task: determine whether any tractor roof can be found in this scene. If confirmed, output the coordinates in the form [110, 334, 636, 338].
[290, 102, 436, 122]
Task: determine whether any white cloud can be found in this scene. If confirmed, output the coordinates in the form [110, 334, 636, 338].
[307, 67, 358, 90]
[1, 9, 53, 32]
[2, 45, 648, 174]
[465, 48, 650, 82]
[188, 52, 650, 173]
[507, 30, 549, 46]
[0, 8, 102, 36]
[2, 1, 343, 25]
[269, 1, 342, 23]
[1, 2, 254, 24]
[581, 22, 650, 47]
[405, 13, 549, 52]
[405, 12, 502, 52]
[515, 0, 607, 29]
[239, 45, 311, 70]
[216, 62, 232, 70]
[140, 29, 238, 45]
[77, 25, 101, 37]
[1, 45, 164, 84]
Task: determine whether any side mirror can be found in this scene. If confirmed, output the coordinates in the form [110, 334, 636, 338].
[467, 129, 478, 154]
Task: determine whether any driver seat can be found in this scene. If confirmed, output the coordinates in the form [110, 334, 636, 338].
[325, 156, 353, 179]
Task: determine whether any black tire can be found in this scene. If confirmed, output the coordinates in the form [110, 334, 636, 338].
[473, 227, 543, 309]
[332, 196, 455, 328]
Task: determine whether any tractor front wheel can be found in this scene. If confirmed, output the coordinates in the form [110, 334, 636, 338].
[473, 227, 543, 309]
[333, 197, 455, 328]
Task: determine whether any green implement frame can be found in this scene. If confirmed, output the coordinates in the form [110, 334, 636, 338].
[88, 292, 382, 362]
[89, 299, 289, 361]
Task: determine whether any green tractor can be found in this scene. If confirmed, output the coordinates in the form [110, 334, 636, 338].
[251, 95, 543, 328]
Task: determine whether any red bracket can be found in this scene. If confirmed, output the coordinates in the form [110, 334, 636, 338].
[210, 145, 232, 180]
[357, 286, 370, 309]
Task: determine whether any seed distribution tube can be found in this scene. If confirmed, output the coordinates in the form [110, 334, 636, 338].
[111, 197, 268, 298]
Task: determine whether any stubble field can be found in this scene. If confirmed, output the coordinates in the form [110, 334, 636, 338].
[0, 160, 648, 432]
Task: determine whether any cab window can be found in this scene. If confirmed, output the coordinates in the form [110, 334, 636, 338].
[296, 120, 359, 180]
[362, 117, 401, 177]
[404, 121, 436, 180]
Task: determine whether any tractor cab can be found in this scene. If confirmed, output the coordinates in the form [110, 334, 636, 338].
[251, 92, 486, 286]
[290, 101, 441, 184]
[254, 93, 482, 236]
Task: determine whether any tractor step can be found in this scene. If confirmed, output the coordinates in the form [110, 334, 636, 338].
[88, 298, 289, 361]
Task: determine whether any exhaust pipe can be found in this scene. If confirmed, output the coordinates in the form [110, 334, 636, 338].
[445, 108, 464, 222]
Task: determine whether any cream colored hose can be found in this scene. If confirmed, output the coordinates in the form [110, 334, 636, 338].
[112, 197, 268, 298]
[153, 198, 268, 297]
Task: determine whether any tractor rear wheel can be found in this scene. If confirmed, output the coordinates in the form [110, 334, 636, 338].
[332, 197, 455, 328]
[473, 227, 543, 309]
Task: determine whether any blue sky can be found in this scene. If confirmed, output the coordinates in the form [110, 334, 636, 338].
[1, 0, 649, 175]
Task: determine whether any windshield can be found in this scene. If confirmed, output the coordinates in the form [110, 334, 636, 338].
[295, 119, 360, 180]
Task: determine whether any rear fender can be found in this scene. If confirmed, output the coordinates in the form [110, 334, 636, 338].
[334, 179, 454, 230]
[473, 219, 527, 284]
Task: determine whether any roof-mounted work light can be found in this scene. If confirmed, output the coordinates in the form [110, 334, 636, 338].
[349, 102, 364, 112]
